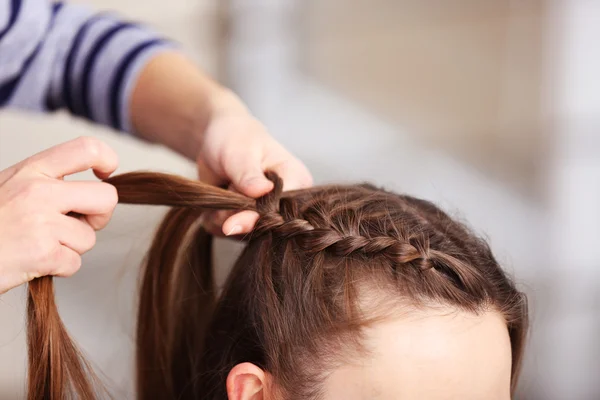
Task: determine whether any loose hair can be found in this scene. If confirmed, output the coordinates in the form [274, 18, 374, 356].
[26, 171, 528, 400]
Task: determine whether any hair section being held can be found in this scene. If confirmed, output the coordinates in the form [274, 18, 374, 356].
[106, 171, 261, 398]
[27, 277, 100, 400]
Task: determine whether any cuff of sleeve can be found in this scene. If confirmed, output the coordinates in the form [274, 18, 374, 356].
[114, 40, 178, 135]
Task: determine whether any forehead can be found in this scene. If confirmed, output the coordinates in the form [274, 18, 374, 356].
[323, 308, 512, 400]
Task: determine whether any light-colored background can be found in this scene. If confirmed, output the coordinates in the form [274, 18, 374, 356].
[1, 0, 599, 399]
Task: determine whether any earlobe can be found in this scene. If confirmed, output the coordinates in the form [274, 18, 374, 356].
[226, 362, 267, 400]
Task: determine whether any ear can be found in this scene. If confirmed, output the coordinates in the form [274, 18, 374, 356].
[226, 362, 268, 400]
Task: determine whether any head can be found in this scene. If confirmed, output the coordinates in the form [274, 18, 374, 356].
[25, 171, 528, 400]
[110, 171, 528, 400]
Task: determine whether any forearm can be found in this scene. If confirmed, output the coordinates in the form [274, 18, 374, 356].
[129, 52, 249, 160]
[1, 0, 250, 161]
[1, 0, 172, 133]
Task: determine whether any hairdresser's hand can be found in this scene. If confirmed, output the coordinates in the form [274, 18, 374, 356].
[0, 137, 119, 294]
[196, 92, 312, 237]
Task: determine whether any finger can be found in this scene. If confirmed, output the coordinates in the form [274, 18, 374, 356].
[268, 158, 313, 192]
[222, 210, 260, 237]
[203, 209, 252, 237]
[233, 169, 274, 198]
[57, 181, 118, 223]
[56, 214, 97, 254]
[51, 246, 83, 278]
[202, 183, 256, 237]
[84, 206, 116, 231]
[220, 148, 274, 198]
[197, 159, 226, 186]
[24, 136, 119, 179]
[202, 210, 230, 237]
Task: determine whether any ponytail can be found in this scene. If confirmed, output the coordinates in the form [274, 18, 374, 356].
[27, 278, 99, 399]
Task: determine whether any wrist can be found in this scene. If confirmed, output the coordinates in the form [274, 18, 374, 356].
[130, 52, 250, 160]
[207, 88, 250, 117]
[189, 88, 252, 158]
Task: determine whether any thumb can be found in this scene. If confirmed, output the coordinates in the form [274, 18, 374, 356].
[197, 159, 226, 187]
[231, 166, 274, 198]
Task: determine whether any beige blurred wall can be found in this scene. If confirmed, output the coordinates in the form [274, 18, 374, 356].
[298, 0, 551, 199]
[0, 0, 221, 397]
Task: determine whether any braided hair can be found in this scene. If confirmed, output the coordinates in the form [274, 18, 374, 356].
[26, 171, 528, 400]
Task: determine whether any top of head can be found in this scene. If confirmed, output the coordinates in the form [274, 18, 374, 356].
[205, 172, 525, 399]
[213, 173, 526, 398]
[106, 171, 527, 400]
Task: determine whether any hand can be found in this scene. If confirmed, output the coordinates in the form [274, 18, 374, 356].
[0, 137, 119, 294]
[196, 93, 313, 237]
[127, 52, 312, 235]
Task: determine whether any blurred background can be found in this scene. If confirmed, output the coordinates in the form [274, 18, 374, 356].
[1, 0, 599, 398]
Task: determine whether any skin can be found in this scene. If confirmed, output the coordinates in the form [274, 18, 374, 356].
[129, 52, 313, 236]
[0, 137, 119, 294]
[323, 308, 512, 400]
[0, 52, 312, 294]
[227, 308, 512, 400]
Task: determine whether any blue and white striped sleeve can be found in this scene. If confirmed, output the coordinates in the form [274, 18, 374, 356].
[0, 0, 174, 133]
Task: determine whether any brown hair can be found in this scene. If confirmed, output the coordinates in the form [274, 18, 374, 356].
[26, 171, 528, 400]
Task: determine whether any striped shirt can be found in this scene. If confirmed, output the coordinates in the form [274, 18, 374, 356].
[0, 0, 172, 133]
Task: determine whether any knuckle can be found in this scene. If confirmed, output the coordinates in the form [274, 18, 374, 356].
[90, 183, 118, 215]
[18, 179, 47, 201]
[14, 156, 45, 177]
[102, 183, 119, 208]
[18, 210, 52, 237]
[28, 212, 49, 231]
[82, 229, 97, 252]
[15, 161, 32, 174]
[60, 255, 82, 277]
[17, 157, 37, 173]
[76, 136, 102, 158]
[31, 240, 59, 265]
[86, 215, 108, 231]
[23, 270, 42, 283]
[70, 254, 83, 272]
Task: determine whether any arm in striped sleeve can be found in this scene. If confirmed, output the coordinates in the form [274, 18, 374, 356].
[0, 0, 174, 133]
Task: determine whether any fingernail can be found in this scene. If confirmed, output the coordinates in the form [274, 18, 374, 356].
[226, 225, 242, 236]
